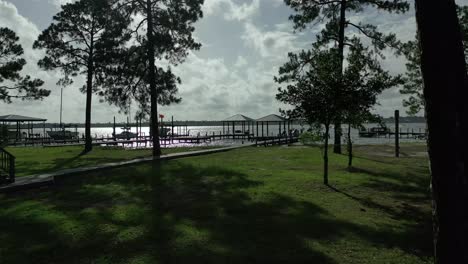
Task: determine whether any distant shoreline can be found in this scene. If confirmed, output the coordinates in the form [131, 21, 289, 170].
[6, 117, 426, 128]
[11, 117, 426, 128]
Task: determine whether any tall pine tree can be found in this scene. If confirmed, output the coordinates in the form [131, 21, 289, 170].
[415, 0, 468, 262]
[34, 0, 130, 153]
[284, 0, 408, 154]
[114, 0, 204, 157]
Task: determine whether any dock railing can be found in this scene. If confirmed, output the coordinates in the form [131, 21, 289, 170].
[0, 147, 15, 183]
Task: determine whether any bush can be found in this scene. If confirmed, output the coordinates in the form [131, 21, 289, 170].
[299, 131, 323, 145]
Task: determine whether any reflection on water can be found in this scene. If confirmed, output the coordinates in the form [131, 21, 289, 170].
[138, 138, 251, 149]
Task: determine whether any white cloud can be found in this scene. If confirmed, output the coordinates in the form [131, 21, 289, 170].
[225, 0, 260, 21]
[203, 0, 261, 21]
[241, 21, 305, 58]
[234, 56, 248, 68]
[48, 0, 73, 8]
[158, 50, 287, 120]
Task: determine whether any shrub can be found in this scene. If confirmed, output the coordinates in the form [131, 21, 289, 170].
[299, 130, 323, 145]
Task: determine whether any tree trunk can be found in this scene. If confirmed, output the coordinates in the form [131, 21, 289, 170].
[146, 0, 161, 157]
[415, 0, 468, 262]
[347, 123, 352, 168]
[149, 116, 153, 138]
[84, 42, 94, 153]
[333, 123, 342, 154]
[333, 0, 347, 154]
[324, 124, 330, 185]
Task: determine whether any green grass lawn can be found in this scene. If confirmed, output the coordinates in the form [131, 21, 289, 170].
[6, 146, 219, 177]
[0, 144, 432, 263]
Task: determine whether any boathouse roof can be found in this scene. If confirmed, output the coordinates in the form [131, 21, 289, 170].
[0, 114, 47, 122]
[256, 114, 286, 122]
[223, 114, 255, 122]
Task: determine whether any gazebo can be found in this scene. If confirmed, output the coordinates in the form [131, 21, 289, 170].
[0, 114, 47, 141]
[255, 114, 290, 139]
[222, 114, 255, 139]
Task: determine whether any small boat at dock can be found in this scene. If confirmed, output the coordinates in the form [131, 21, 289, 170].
[115, 126, 137, 140]
[359, 126, 389, 138]
[47, 130, 79, 140]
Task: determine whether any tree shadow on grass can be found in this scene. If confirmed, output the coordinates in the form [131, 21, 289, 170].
[50, 153, 88, 171]
[145, 162, 341, 263]
[0, 162, 331, 263]
[16, 151, 92, 176]
[329, 163, 433, 261]
[350, 144, 427, 165]
[347, 166, 429, 191]
[0, 161, 433, 263]
[14, 154, 85, 177]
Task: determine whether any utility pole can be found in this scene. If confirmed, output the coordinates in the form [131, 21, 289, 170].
[395, 110, 400, 158]
[59, 87, 63, 128]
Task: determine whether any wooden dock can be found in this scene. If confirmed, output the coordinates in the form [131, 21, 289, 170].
[173, 136, 212, 143]
[254, 136, 300, 146]
[359, 128, 427, 139]
[6, 132, 301, 148]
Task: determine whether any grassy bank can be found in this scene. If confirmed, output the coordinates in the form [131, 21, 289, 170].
[6, 146, 219, 177]
[0, 144, 432, 263]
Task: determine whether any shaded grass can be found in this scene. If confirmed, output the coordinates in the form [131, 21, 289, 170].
[5, 146, 219, 177]
[0, 144, 432, 263]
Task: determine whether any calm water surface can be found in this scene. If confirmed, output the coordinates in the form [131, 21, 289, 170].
[43, 123, 427, 148]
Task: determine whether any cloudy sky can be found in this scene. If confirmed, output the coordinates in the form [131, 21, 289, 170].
[1, 0, 467, 123]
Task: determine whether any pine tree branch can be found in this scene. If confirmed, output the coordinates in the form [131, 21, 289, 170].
[133, 17, 148, 34]
[346, 21, 402, 52]
[0, 85, 18, 90]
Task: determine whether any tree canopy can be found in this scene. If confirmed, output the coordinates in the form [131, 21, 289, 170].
[276, 47, 341, 184]
[99, 44, 182, 118]
[341, 39, 403, 167]
[34, 0, 130, 88]
[276, 35, 402, 181]
[0, 27, 50, 103]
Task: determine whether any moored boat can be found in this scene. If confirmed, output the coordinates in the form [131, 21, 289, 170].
[47, 130, 79, 140]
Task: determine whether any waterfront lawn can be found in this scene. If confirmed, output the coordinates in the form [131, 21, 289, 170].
[0, 144, 432, 263]
[6, 146, 218, 177]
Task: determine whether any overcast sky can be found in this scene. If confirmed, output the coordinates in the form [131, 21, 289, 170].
[1, 0, 467, 123]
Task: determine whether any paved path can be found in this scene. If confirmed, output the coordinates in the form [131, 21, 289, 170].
[0, 144, 253, 193]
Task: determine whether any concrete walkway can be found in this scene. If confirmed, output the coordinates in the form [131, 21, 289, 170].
[0, 144, 253, 193]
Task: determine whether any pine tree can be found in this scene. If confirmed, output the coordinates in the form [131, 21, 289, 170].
[113, 0, 203, 157]
[284, 0, 408, 154]
[34, 0, 130, 153]
[415, 0, 468, 262]
[0, 27, 49, 103]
